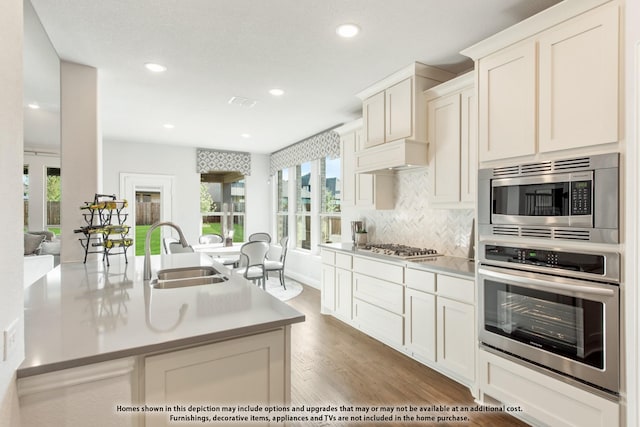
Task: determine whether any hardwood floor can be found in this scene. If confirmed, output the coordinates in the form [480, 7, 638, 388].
[285, 284, 527, 427]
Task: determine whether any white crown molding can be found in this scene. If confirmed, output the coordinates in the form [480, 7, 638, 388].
[334, 118, 363, 135]
[424, 71, 474, 100]
[356, 62, 456, 100]
[460, 0, 617, 60]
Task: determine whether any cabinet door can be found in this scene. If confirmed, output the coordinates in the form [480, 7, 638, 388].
[478, 40, 536, 162]
[428, 93, 461, 203]
[321, 264, 336, 312]
[460, 87, 477, 203]
[145, 330, 285, 427]
[405, 288, 436, 363]
[340, 131, 356, 207]
[436, 297, 475, 383]
[385, 77, 413, 142]
[538, 3, 619, 153]
[335, 267, 352, 320]
[363, 91, 386, 148]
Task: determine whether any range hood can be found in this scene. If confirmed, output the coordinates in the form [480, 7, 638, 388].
[355, 139, 428, 173]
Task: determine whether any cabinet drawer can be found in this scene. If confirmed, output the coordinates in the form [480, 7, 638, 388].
[320, 249, 335, 265]
[352, 257, 403, 283]
[353, 298, 403, 348]
[405, 268, 436, 293]
[335, 253, 352, 270]
[353, 273, 404, 314]
[437, 275, 474, 304]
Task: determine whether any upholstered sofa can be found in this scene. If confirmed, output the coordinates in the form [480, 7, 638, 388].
[24, 231, 60, 287]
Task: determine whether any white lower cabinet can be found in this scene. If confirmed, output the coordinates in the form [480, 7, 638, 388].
[353, 298, 404, 349]
[18, 358, 139, 427]
[145, 329, 287, 427]
[405, 268, 476, 388]
[479, 349, 619, 427]
[436, 296, 475, 384]
[320, 263, 336, 313]
[335, 267, 352, 320]
[404, 288, 436, 363]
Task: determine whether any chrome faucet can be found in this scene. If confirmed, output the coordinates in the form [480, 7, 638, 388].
[143, 221, 189, 281]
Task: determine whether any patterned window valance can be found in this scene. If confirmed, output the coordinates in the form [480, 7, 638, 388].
[270, 130, 340, 175]
[196, 149, 251, 176]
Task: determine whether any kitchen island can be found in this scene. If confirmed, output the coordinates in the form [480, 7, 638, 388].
[18, 253, 305, 427]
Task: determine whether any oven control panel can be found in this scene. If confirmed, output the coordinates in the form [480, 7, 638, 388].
[484, 244, 605, 275]
[571, 180, 592, 215]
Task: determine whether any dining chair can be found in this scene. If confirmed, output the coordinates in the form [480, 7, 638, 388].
[199, 234, 224, 244]
[248, 232, 271, 243]
[164, 237, 194, 254]
[264, 236, 289, 289]
[234, 241, 269, 289]
[162, 237, 178, 254]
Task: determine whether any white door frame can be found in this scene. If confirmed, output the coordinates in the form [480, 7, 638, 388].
[120, 173, 175, 251]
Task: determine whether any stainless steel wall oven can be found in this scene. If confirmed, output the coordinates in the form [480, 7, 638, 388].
[478, 241, 620, 394]
[478, 153, 619, 244]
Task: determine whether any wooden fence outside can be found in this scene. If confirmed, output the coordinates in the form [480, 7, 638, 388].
[136, 202, 161, 225]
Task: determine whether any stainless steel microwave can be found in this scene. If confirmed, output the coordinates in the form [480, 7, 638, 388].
[478, 153, 619, 244]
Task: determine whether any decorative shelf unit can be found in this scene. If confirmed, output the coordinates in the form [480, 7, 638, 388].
[74, 194, 133, 265]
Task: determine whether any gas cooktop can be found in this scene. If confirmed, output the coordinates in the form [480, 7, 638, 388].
[362, 243, 441, 259]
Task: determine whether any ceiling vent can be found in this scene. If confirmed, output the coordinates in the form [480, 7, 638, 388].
[228, 96, 257, 108]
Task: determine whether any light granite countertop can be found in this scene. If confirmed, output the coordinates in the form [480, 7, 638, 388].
[19, 253, 305, 377]
[320, 243, 475, 278]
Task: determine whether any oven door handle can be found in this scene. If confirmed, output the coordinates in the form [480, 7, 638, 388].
[478, 266, 616, 297]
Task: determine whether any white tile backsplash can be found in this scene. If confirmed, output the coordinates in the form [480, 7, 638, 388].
[343, 168, 474, 258]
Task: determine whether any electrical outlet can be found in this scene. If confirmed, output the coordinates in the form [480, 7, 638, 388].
[3, 318, 19, 361]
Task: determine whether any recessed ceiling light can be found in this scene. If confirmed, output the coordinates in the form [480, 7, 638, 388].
[145, 63, 167, 73]
[336, 23, 360, 38]
[163, 123, 175, 129]
[269, 88, 284, 96]
[241, 133, 251, 138]
[27, 103, 40, 109]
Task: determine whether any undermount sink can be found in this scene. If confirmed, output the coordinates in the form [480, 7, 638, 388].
[150, 266, 228, 289]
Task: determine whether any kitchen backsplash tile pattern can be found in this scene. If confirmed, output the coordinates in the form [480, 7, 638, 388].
[359, 168, 474, 258]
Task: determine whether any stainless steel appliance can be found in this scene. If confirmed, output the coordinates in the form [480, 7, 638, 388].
[362, 243, 441, 260]
[478, 153, 619, 244]
[478, 240, 620, 394]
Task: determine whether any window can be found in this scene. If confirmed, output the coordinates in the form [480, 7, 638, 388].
[46, 167, 61, 235]
[320, 156, 341, 243]
[23, 165, 29, 229]
[296, 162, 311, 250]
[200, 172, 245, 242]
[276, 169, 289, 242]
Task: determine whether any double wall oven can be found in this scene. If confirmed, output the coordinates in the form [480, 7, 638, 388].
[477, 153, 620, 395]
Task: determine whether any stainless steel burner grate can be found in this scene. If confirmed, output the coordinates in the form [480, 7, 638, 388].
[363, 243, 440, 259]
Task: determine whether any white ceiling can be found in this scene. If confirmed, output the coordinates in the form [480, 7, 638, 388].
[26, 0, 561, 154]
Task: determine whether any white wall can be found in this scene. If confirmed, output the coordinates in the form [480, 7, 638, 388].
[102, 142, 272, 248]
[0, 0, 24, 425]
[245, 153, 272, 238]
[24, 153, 60, 231]
[60, 61, 101, 263]
[102, 140, 201, 246]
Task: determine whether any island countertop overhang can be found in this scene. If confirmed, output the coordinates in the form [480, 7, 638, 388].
[19, 253, 305, 378]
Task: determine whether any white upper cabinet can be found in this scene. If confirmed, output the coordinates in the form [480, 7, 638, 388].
[463, 1, 620, 163]
[362, 91, 386, 148]
[538, 3, 619, 153]
[428, 92, 461, 203]
[478, 41, 536, 162]
[425, 72, 476, 206]
[357, 63, 456, 149]
[385, 77, 413, 142]
[338, 119, 394, 210]
[460, 86, 477, 203]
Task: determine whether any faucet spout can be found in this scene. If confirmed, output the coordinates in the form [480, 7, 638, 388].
[144, 221, 189, 281]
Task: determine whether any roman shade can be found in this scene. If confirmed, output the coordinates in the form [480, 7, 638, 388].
[270, 129, 340, 175]
[197, 148, 251, 176]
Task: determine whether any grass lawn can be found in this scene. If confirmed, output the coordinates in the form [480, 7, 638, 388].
[135, 225, 161, 256]
[134, 223, 244, 256]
